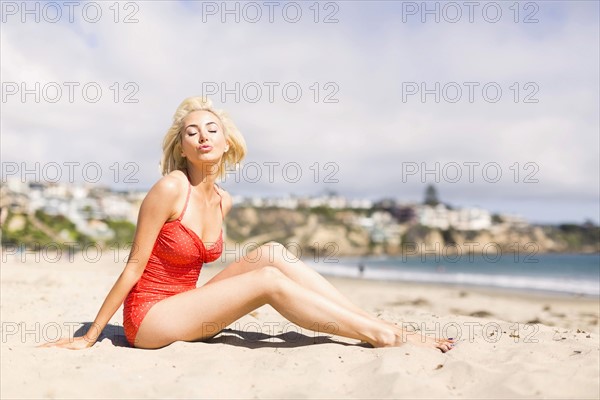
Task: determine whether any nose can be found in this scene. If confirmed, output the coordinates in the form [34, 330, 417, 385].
[197, 129, 208, 143]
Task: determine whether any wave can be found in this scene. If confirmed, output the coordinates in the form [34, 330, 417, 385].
[306, 262, 600, 297]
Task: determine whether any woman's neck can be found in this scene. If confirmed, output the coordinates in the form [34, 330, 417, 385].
[185, 165, 218, 192]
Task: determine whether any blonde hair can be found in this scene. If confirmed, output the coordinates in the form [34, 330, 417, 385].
[160, 96, 247, 178]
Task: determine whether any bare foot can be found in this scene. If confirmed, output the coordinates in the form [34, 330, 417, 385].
[375, 327, 455, 352]
[404, 331, 455, 352]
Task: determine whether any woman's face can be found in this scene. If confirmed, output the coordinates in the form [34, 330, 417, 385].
[180, 110, 229, 169]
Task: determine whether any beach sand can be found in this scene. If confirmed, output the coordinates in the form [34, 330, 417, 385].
[1, 252, 599, 399]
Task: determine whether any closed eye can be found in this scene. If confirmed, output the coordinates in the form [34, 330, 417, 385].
[187, 130, 217, 136]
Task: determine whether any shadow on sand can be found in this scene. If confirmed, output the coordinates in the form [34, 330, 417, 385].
[75, 323, 130, 347]
[75, 323, 371, 349]
[204, 328, 371, 349]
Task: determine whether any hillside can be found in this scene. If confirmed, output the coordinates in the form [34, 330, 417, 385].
[2, 207, 598, 256]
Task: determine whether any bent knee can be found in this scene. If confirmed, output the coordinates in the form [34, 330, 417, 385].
[262, 241, 285, 252]
[257, 265, 285, 278]
[256, 266, 288, 294]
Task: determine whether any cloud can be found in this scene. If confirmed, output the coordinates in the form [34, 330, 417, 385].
[1, 1, 598, 223]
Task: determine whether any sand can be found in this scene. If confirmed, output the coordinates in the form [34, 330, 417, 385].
[1, 251, 599, 399]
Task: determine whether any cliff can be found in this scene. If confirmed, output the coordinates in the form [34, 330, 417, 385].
[225, 207, 600, 257]
[3, 207, 598, 256]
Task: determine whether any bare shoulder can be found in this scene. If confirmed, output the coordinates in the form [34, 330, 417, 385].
[152, 170, 188, 195]
[215, 184, 233, 217]
[143, 170, 188, 219]
[125, 170, 189, 273]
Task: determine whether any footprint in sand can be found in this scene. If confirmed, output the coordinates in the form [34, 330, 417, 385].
[389, 298, 431, 307]
[468, 310, 494, 318]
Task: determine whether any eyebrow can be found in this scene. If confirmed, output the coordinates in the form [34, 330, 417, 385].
[184, 121, 218, 130]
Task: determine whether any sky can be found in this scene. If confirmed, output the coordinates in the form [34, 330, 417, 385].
[1, 0, 599, 225]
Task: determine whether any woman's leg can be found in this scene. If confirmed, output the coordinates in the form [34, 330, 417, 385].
[134, 266, 453, 352]
[206, 242, 445, 344]
[206, 242, 381, 321]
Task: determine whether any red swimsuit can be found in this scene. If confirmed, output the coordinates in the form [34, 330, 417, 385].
[123, 181, 224, 347]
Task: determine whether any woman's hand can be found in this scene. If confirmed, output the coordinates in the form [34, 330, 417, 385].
[38, 336, 95, 350]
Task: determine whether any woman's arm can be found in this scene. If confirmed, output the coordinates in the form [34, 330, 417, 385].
[39, 174, 185, 349]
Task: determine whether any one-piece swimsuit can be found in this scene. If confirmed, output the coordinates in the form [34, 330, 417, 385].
[123, 178, 224, 347]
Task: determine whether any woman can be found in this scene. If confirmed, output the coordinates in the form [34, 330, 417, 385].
[41, 97, 455, 351]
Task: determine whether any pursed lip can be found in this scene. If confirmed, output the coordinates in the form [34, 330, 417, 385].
[198, 145, 213, 151]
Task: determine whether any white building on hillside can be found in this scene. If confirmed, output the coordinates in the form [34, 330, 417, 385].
[416, 204, 492, 231]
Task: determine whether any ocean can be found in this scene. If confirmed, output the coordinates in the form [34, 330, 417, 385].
[305, 253, 600, 297]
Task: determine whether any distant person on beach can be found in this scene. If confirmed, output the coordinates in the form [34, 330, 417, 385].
[358, 262, 365, 277]
[40, 97, 454, 352]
